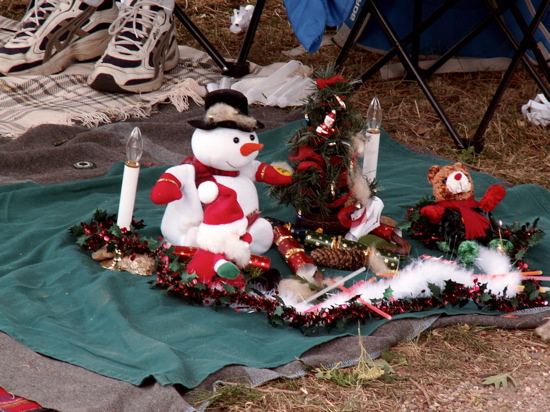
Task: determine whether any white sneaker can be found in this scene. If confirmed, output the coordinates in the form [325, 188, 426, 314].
[0, 0, 118, 75]
[87, 0, 180, 93]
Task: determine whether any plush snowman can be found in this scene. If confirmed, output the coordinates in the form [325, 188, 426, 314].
[150, 89, 292, 255]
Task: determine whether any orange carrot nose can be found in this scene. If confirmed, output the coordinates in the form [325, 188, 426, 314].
[240, 142, 264, 156]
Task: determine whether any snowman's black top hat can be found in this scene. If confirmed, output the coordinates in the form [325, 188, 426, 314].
[189, 89, 264, 132]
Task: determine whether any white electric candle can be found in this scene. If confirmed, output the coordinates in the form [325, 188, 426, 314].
[244, 60, 301, 103]
[362, 97, 383, 182]
[363, 130, 380, 181]
[266, 75, 302, 106]
[117, 127, 143, 230]
[277, 77, 315, 107]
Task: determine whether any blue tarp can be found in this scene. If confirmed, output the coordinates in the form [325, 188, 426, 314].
[286, 0, 550, 58]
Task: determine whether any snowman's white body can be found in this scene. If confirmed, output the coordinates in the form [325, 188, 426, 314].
[159, 127, 274, 255]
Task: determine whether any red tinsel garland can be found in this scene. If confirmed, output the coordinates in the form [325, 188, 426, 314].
[71, 211, 549, 333]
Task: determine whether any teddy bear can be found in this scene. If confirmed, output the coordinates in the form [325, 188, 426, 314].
[419, 162, 506, 251]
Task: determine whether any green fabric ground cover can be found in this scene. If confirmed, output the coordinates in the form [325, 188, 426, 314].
[0, 121, 548, 388]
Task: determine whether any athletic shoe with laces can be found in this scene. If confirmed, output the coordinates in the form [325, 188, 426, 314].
[0, 0, 118, 76]
[87, 0, 180, 93]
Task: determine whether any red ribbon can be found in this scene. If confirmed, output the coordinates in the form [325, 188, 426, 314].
[296, 160, 325, 175]
[316, 75, 346, 89]
[289, 145, 325, 164]
[326, 192, 350, 209]
[437, 197, 491, 239]
[182, 156, 239, 188]
[337, 203, 366, 229]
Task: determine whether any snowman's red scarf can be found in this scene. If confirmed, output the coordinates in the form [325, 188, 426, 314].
[183, 156, 239, 187]
[437, 197, 491, 239]
[182, 156, 259, 226]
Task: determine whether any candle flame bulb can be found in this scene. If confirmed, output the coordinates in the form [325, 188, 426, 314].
[117, 127, 143, 231]
[362, 97, 382, 181]
[126, 127, 143, 166]
[366, 96, 382, 132]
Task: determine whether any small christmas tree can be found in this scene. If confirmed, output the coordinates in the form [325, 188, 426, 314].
[270, 68, 372, 233]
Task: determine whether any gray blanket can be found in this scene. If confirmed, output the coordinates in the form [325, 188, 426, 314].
[1, 103, 548, 412]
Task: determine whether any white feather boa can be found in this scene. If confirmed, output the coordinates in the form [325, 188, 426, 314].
[279, 246, 522, 313]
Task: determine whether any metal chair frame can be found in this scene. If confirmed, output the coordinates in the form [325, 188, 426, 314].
[335, 0, 550, 151]
[173, 0, 266, 78]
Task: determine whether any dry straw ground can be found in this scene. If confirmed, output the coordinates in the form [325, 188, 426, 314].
[2, 1, 549, 411]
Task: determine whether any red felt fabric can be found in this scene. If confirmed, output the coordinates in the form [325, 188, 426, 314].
[0, 387, 42, 412]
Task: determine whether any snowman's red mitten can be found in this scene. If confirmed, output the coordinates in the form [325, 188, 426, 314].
[420, 204, 446, 224]
[478, 184, 506, 213]
[255, 162, 293, 185]
[150, 173, 182, 205]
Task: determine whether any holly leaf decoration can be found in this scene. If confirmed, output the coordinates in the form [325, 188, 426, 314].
[529, 289, 540, 300]
[523, 280, 540, 300]
[109, 224, 123, 238]
[141, 236, 163, 251]
[383, 286, 394, 300]
[169, 259, 182, 273]
[179, 271, 198, 283]
[92, 208, 108, 221]
[427, 282, 441, 299]
[398, 220, 412, 231]
[482, 373, 518, 390]
[515, 248, 526, 261]
[479, 292, 492, 302]
[268, 314, 285, 328]
[529, 230, 545, 245]
[69, 224, 84, 237]
[194, 282, 206, 291]
[75, 235, 89, 247]
[273, 305, 284, 316]
[273, 294, 285, 305]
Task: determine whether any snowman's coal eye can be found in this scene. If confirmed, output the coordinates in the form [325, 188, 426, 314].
[250, 134, 255, 141]
[233, 137, 240, 143]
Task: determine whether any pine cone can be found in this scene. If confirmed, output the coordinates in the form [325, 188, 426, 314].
[310, 247, 367, 271]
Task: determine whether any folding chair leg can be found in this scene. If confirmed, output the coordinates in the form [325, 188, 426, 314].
[236, 0, 266, 65]
[173, 2, 266, 78]
[173, 4, 230, 72]
[470, 0, 550, 148]
[368, 0, 468, 150]
[506, 1, 550, 89]
[335, 1, 371, 68]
